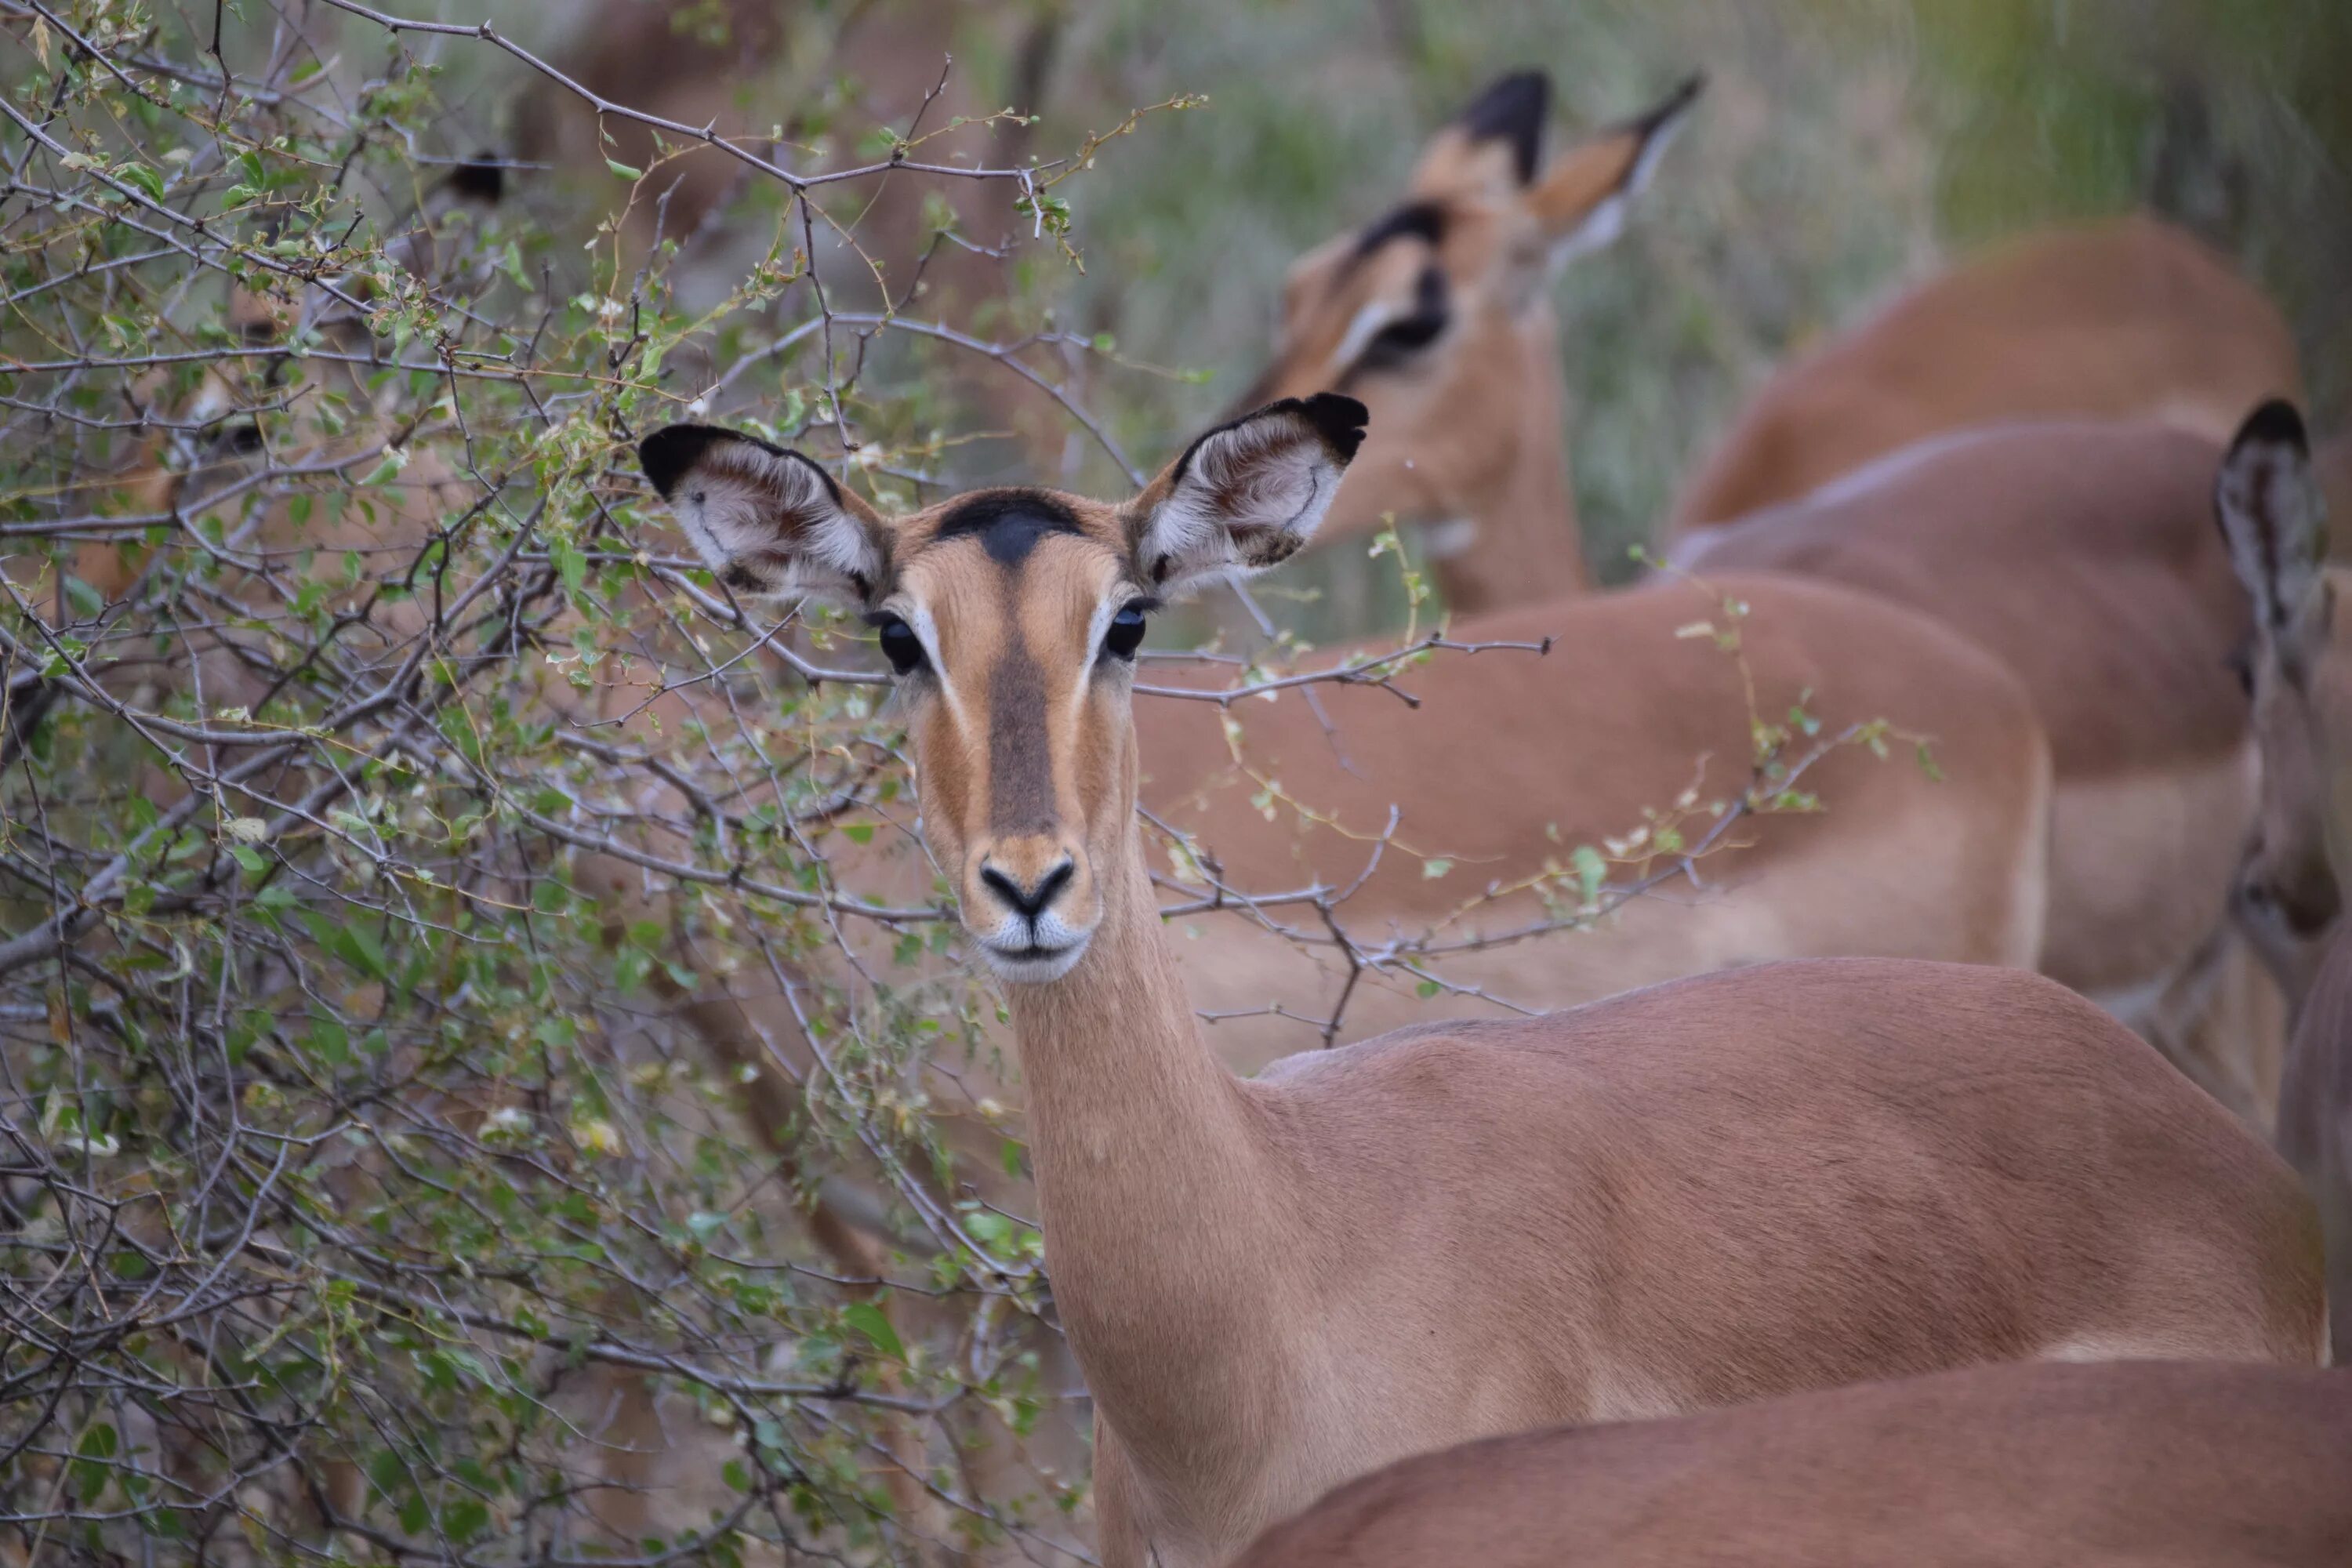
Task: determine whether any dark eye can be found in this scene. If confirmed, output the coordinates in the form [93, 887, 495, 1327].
[1102, 602, 1148, 662]
[1356, 264, 1450, 372]
[875, 615, 926, 677]
[1359, 310, 1448, 369]
[2224, 644, 2255, 697]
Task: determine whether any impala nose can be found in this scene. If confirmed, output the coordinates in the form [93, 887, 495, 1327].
[979, 856, 1075, 921]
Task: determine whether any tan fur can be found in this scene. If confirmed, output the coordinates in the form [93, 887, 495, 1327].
[519, 0, 1050, 307]
[1228, 1361, 2352, 1568]
[646, 412, 2324, 1568]
[1233, 76, 1698, 614]
[2217, 408, 2352, 1364]
[1674, 421, 2289, 1118]
[1671, 216, 2303, 529]
[1139, 572, 2050, 1069]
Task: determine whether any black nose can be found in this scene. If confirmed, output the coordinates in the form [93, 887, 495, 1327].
[981, 859, 1074, 920]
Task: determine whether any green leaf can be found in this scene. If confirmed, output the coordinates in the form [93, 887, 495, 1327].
[842, 1301, 905, 1363]
[552, 539, 586, 594]
[1421, 858, 1452, 880]
[73, 1422, 118, 1500]
[442, 1497, 489, 1544]
[117, 163, 165, 201]
[840, 822, 876, 844]
[1415, 978, 1442, 999]
[605, 158, 644, 180]
[64, 575, 104, 619]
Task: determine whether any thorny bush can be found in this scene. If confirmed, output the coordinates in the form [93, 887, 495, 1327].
[0, 4, 1892, 1563]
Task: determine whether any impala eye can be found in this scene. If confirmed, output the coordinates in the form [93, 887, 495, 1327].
[1102, 601, 1149, 662]
[1355, 264, 1450, 373]
[873, 615, 926, 677]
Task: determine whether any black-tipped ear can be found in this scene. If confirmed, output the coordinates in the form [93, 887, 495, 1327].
[1287, 393, 1370, 465]
[2216, 398, 2327, 639]
[2234, 398, 2310, 459]
[1454, 71, 1552, 187]
[640, 424, 728, 500]
[1525, 73, 1704, 264]
[1131, 397, 1370, 596]
[1624, 73, 1707, 141]
[634, 424, 884, 605]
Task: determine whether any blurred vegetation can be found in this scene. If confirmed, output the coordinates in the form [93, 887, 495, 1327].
[1030, 0, 2352, 590]
[5, 2, 2347, 1563]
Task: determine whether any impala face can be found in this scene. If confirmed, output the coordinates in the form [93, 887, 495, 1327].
[2216, 401, 2352, 997]
[638, 395, 1367, 982]
[1235, 71, 1700, 554]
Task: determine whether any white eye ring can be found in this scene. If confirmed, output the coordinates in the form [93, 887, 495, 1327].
[1331, 299, 1399, 373]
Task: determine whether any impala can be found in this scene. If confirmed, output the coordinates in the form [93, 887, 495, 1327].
[1241, 71, 2289, 1115]
[1229, 69, 1701, 614]
[639, 392, 2324, 1568]
[1670, 216, 2303, 532]
[1229, 1361, 2352, 1568]
[1670, 420, 2282, 1120]
[2214, 399, 2352, 1363]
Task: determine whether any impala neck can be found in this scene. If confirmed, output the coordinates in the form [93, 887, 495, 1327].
[1426, 303, 1587, 615]
[1004, 771, 1290, 1459]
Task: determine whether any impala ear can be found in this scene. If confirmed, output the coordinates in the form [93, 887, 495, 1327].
[637, 424, 891, 604]
[2216, 400, 2328, 647]
[1410, 71, 1552, 201]
[1527, 73, 1703, 267]
[1127, 395, 1368, 597]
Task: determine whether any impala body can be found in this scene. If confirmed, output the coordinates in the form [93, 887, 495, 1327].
[1136, 572, 2050, 1072]
[1671, 420, 2281, 1119]
[1229, 1361, 2352, 1568]
[1241, 76, 2291, 1116]
[640, 393, 2324, 1568]
[1670, 216, 2303, 532]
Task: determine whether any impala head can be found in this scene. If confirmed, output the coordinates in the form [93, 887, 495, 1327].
[637, 395, 1367, 982]
[2216, 400, 2352, 1000]
[1234, 71, 1700, 593]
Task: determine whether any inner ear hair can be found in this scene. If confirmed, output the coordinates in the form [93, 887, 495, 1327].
[636, 423, 886, 604]
[1132, 394, 1369, 590]
[2216, 399, 2324, 637]
[1530, 72, 1705, 258]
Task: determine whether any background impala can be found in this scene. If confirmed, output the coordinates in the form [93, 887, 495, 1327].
[5, 3, 2348, 1565]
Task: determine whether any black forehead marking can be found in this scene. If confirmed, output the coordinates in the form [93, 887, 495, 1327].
[932, 488, 1087, 568]
[1348, 201, 1447, 264]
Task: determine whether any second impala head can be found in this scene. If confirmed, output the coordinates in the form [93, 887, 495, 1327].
[637, 396, 1367, 982]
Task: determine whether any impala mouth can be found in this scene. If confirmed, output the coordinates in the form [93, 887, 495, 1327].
[977, 933, 1090, 984]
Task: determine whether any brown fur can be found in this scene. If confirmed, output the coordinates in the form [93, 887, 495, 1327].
[1234, 73, 1700, 614]
[1671, 216, 2303, 529]
[1229, 1361, 2352, 1568]
[1139, 571, 2051, 1069]
[1675, 421, 2284, 1119]
[519, 0, 1050, 305]
[643, 405, 2324, 1568]
[2216, 404, 2352, 1363]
